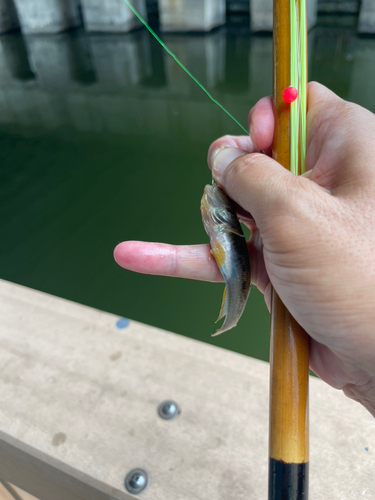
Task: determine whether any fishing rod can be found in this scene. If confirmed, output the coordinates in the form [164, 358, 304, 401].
[122, 0, 309, 496]
[269, 0, 309, 498]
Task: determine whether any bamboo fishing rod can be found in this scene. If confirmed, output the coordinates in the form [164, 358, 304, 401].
[269, 0, 309, 499]
[121, 0, 309, 495]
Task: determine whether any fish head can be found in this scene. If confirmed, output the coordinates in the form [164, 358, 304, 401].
[200, 183, 239, 236]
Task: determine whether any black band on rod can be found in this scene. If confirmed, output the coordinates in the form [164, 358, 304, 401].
[268, 458, 308, 500]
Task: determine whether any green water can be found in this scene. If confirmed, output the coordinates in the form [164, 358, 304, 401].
[1, 18, 374, 361]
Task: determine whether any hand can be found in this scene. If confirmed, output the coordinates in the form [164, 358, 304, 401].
[114, 82, 375, 416]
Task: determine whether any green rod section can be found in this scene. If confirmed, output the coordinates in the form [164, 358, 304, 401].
[299, 0, 307, 174]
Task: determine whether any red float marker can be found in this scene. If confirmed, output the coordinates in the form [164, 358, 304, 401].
[282, 86, 298, 103]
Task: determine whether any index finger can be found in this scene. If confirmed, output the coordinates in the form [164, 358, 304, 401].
[114, 241, 223, 282]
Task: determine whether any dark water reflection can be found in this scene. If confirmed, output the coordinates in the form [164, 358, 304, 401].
[0, 22, 373, 361]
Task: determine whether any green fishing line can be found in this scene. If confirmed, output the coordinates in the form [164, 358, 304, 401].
[290, 0, 299, 176]
[299, 0, 307, 174]
[122, 0, 248, 135]
[290, 0, 307, 175]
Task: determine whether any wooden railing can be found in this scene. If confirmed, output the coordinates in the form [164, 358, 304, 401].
[0, 279, 373, 499]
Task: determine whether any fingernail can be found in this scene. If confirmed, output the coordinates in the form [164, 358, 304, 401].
[301, 169, 312, 178]
[210, 147, 246, 180]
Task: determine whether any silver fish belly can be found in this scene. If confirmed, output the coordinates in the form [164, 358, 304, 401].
[201, 181, 251, 335]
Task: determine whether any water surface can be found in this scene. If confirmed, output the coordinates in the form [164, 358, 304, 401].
[0, 18, 373, 361]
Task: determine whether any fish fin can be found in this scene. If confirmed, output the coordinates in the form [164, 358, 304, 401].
[210, 242, 226, 268]
[212, 322, 238, 336]
[215, 287, 228, 323]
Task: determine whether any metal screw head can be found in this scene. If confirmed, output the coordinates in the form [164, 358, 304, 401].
[157, 400, 180, 420]
[125, 468, 150, 494]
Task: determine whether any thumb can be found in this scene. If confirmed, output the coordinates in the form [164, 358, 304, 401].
[209, 147, 323, 233]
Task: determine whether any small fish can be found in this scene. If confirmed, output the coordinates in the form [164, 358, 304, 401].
[201, 181, 251, 336]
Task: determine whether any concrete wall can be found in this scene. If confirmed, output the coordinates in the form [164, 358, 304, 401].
[13, 0, 81, 34]
[0, 0, 149, 34]
[80, 0, 147, 32]
[159, 0, 226, 32]
[251, 0, 318, 32]
[0, 0, 327, 35]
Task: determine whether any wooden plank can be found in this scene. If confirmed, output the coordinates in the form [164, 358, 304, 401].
[0, 480, 39, 500]
[0, 431, 124, 500]
[0, 279, 374, 499]
[0, 481, 18, 500]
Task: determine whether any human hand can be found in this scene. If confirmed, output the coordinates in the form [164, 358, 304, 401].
[114, 82, 375, 416]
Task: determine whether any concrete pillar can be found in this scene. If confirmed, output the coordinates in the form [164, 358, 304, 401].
[13, 0, 81, 34]
[159, 0, 226, 32]
[80, 0, 147, 32]
[358, 0, 375, 34]
[251, 0, 318, 32]
[0, 0, 19, 33]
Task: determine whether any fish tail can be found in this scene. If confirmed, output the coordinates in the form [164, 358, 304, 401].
[212, 280, 244, 336]
[215, 287, 227, 323]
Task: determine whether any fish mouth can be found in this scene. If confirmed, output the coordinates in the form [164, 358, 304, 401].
[200, 190, 213, 235]
[200, 184, 217, 215]
[201, 183, 228, 210]
[200, 186, 211, 208]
